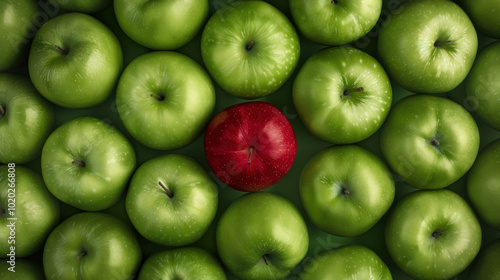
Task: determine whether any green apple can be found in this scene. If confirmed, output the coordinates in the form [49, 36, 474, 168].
[299, 245, 392, 280]
[290, 0, 382, 45]
[116, 51, 215, 150]
[216, 192, 308, 280]
[378, 0, 477, 94]
[300, 145, 394, 236]
[469, 239, 500, 280]
[0, 259, 43, 278]
[41, 117, 136, 211]
[137, 247, 226, 280]
[385, 189, 481, 280]
[466, 42, 500, 131]
[49, 0, 111, 13]
[380, 95, 479, 189]
[29, 13, 122, 108]
[460, 0, 500, 38]
[126, 154, 218, 246]
[293, 46, 392, 144]
[201, 1, 300, 99]
[467, 139, 500, 230]
[43, 212, 141, 280]
[0, 0, 37, 71]
[0, 73, 54, 164]
[114, 0, 208, 50]
[0, 165, 59, 258]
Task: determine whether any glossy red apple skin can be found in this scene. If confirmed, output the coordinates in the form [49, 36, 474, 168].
[204, 101, 297, 192]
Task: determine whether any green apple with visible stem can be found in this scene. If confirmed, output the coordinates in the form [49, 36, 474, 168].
[0, 259, 43, 279]
[0, 73, 54, 164]
[217, 192, 308, 280]
[469, 239, 500, 280]
[300, 145, 394, 236]
[114, 0, 208, 50]
[29, 13, 122, 108]
[378, 0, 477, 94]
[466, 42, 500, 131]
[0, 0, 37, 71]
[116, 51, 215, 150]
[293, 46, 392, 144]
[201, 1, 300, 99]
[385, 189, 481, 280]
[380, 95, 479, 190]
[137, 247, 226, 280]
[0, 165, 59, 258]
[467, 139, 500, 230]
[460, 0, 500, 38]
[41, 117, 136, 211]
[299, 246, 392, 280]
[126, 154, 218, 246]
[43, 212, 141, 280]
[290, 0, 382, 45]
[48, 0, 111, 13]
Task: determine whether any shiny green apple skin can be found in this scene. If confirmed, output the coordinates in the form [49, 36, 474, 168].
[299, 246, 392, 280]
[467, 139, 500, 230]
[0, 259, 43, 279]
[216, 192, 308, 280]
[43, 212, 142, 280]
[137, 247, 227, 280]
[300, 145, 394, 237]
[378, 0, 477, 94]
[380, 95, 479, 190]
[49, 0, 111, 13]
[0, 0, 37, 71]
[293, 46, 392, 144]
[385, 190, 481, 280]
[114, 0, 208, 50]
[0, 166, 59, 257]
[290, 0, 382, 45]
[116, 51, 215, 150]
[469, 239, 500, 280]
[0, 73, 54, 164]
[460, 0, 500, 38]
[466, 42, 500, 131]
[126, 154, 218, 246]
[201, 1, 300, 99]
[29, 13, 122, 108]
[41, 117, 136, 211]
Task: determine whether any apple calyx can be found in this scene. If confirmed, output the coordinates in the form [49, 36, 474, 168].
[75, 249, 87, 261]
[431, 230, 444, 238]
[55, 45, 69, 55]
[71, 160, 86, 168]
[0, 105, 5, 118]
[246, 40, 255, 51]
[158, 181, 174, 198]
[247, 146, 255, 164]
[431, 137, 440, 146]
[341, 87, 364, 99]
[150, 92, 165, 102]
[262, 255, 270, 265]
[342, 188, 350, 196]
[434, 40, 453, 48]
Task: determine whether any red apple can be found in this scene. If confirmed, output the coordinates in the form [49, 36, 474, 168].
[204, 101, 297, 192]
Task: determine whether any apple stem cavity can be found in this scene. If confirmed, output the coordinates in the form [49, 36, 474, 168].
[0, 105, 4, 118]
[331, 0, 339, 4]
[55, 45, 69, 55]
[434, 40, 453, 48]
[431, 137, 440, 146]
[75, 250, 87, 261]
[158, 181, 174, 198]
[432, 230, 444, 238]
[263, 255, 270, 265]
[71, 160, 86, 168]
[246, 40, 255, 51]
[150, 92, 165, 102]
[247, 146, 254, 164]
[341, 87, 364, 99]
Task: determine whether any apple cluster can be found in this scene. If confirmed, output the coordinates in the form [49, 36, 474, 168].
[0, 0, 500, 279]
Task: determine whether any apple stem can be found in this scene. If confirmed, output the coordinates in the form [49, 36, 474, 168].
[158, 181, 174, 198]
[434, 40, 452, 48]
[71, 160, 86, 168]
[342, 87, 364, 98]
[55, 45, 68, 55]
[331, 0, 338, 4]
[263, 255, 270, 265]
[150, 93, 165, 102]
[432, 230, 444, 238]
[246, 40, 255, 51]
[342, 188, 350, 195]
[247, 146, 254, 165]
[75, 250, 87, 261]
[431, 137, 440, 146]
[0, 105, 4, 118]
